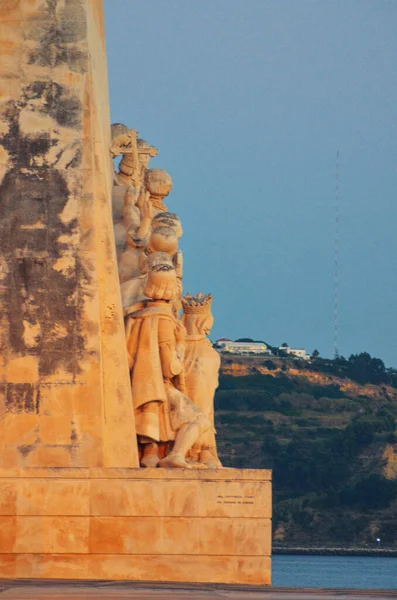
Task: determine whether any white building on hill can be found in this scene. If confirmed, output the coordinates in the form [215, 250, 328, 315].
[216, 340, 271, 355]
[279, 346, 310, 360]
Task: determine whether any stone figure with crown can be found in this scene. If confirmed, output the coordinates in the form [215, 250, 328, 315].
[111, 125, 221, 468]
[182, 293, 222, 468]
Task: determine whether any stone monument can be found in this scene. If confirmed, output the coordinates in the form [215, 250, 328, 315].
[0, 0, 271, 585]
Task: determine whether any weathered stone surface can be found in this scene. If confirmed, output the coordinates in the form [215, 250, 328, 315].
[0, 555, 271, 586]
[0, 0, 138, 468]
[0, 468, 272, 585]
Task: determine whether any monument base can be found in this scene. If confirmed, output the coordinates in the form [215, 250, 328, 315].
[0, 468, 271, 585]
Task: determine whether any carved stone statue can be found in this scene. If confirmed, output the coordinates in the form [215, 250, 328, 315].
[145, 168, 173, 212]
[181, 293, 222, 468]
[110, 124, 158, 191]
[110, 123, 141, 188]
[110, 133, 177, 310]
[110, 126, 223, 470]
[151, 212, 183, 311]
[110, 124, 158, 258]
[120, 219, 183, 311]
[119, 181, 176, 284]
[139, 223, 183, 312]
[125, 264, 211, 468]
[117, 192, 151, 284]
[110, 125, 140, 257]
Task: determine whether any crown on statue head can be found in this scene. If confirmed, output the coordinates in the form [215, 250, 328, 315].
[182, 292, 213, 314]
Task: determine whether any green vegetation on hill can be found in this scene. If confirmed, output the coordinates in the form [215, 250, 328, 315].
[214, 353, 397, 547]
[307, 352, 397, 387]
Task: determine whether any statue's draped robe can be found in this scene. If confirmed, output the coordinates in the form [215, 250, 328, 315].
[184, 336, 221, 461]
[126, 305, 204, 443]
[126, 306, 175, 442]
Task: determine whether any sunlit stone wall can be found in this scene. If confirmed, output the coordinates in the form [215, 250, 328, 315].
[0, 0, 138, 468]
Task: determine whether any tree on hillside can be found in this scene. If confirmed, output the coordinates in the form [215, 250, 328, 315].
[348, 352, 386, 385]
[311, 349, 320, 360]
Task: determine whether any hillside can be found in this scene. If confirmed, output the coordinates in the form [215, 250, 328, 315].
[214, 354, 397, 548]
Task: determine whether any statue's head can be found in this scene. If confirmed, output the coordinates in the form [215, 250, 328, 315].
[144, 263, 177, 302]
[111, 122, 128, 140]
[148, 226, 178, 256]
[110, 122, 133, 151]
[181, 293, 214, 335]
[152, 212, 183, 238]
[145, 168, 173, 199]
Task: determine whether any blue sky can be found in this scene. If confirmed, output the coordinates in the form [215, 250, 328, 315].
[104, 0, 397, 365]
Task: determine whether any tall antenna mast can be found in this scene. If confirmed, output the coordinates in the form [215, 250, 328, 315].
[334, 150, 340, 358]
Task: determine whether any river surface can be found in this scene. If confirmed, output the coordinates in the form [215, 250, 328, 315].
[273, 555, 397, 589]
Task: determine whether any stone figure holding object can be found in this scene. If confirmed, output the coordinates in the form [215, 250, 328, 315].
[110, 123, 159, 258]
[110, 123, 158, 190]
[110, 123, 180, 311]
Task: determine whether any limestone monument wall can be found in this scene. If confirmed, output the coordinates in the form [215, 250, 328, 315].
[0, 467, 271, 584]
[0, 0, 138, 469]
[0, 0, 272, 586]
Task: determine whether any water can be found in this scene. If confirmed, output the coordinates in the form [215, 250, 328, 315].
[273, 555, 397, 589]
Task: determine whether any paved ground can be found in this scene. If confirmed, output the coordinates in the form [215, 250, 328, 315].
[0, 582, 395, 599]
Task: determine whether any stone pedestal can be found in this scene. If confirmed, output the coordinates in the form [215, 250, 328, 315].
[0, 468, 271, 585]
